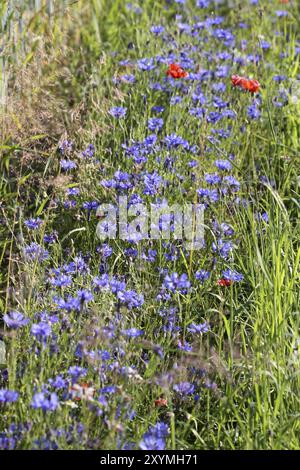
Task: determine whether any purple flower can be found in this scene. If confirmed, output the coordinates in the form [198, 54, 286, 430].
[117, 290, 144, 309]
[163, 272, 191, 294]
[43, 232, 58, 244]
[76, 290, 94, 303]
[24, 218, 42, 230]
[178, 340, 192, 351]
[173, 382, 195, 395]
[58, 140, 73, 154]
[222, 269, 244, 282]
[48, 375, 68, 390]
[54, 295, 81, 312]
[122, 328, 144, 337]
[82, 144, 95, 158]
[143, 171, 162, 196]
[247, 102, 261, 120]
[212, 239, 233, 259]
[49, 274, 72, 288]
[139, 421, 168, 450]
[187, 322, 210, 334]
[67, 187, 80, 196]
[3, 311, 29, 329]
[148, 117, 163, 132]
[60, 159, 77, 170]
[275, 10, 288, 18]
[223, 175, 240, 191]
[196, 0, 211, 7]
[150, 25, 165, 35]
[195, 269, 210, 283]
[0, 389, 19, 403]
[205, 173, 221, 185]
[109, 106, 127, 118]
[214, 159, 232, 171]
[68, 366, 87, 383]
[197, 188, 219, 204]
[137, 57, 155, 71]
[31, 322, 52, 341]
[24, 243, 49, 262]
[31, 392, 59, 412]
[151, 105, 164, 113]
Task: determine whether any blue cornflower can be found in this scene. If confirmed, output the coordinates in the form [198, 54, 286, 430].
[31, 392, 59, 412]
[207, 111, 222, 123]
[222, 269, 244, 282]
[148, 117, 163, 132]
[196, 0, 211, 7]
[3, 311, 29, 329]
[173, 382, 195, 395]
[260, 40, 271, 50]
[163, 272, 191, 294]
[48, 376, 68, 390]
[151, 105, 164, 113]
[122, 328, 144, 337]
[195, 269, 210, 283]
[256, 212, 269, 223]
[120, 74, 135, 84]
[164, 133, 188, 149]
[139, 434, 165, 451]
[76, 290, 94, 303]
[58, 140, 73, 154]
[31, 322, 52, 341]
[223, 175, 240, 191]
[60, 159, 77, 170]
[275, 10, 288, 18]
[205, 173, 221, 185]
[212, 239, 233, 259]
[54, 295, 81, 312]
[272, 75, 286, 83]
[178, 340, 192, 352]
[117, 290, 144, 309]
[170, 95, 182, 105]
[82, 144, 95, 158]
[68, 366, 87, 383]
[101, 385, 117, 394]
[139, 422, 168, 451]
[67, 187, 80, 196]
[137, 57, 155, 71]
[96, 243, 113, 258]
[109, 106, 127, 118]
[49, 274, 72, 288]
[150, 25, 165, 35]
[247, 102, 261, 120]
[43, 232, 58, 244]
[0, 389, 19, 404]
[187, 322, 210, 334]
[82, 200, 98, 211]
[143, 171, 162, 196]
[24, 243, 49, 262]
[197, 188, 219, 204]
[214, 160, 232, 171]
[24, 218, 42, 230]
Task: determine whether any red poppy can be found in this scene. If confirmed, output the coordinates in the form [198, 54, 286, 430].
[231, 74, 260, 94]
[217, 278, 232, 287]
[166, 63, 188, 79]
[154, 397, 168, 407]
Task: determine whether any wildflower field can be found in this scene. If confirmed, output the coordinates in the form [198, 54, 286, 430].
[0, 0, 300, 451]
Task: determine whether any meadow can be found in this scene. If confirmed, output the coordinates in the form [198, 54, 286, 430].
[0, 0, 299, 450]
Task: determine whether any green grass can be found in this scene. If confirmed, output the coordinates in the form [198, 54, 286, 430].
[0, 0, 300, 450]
